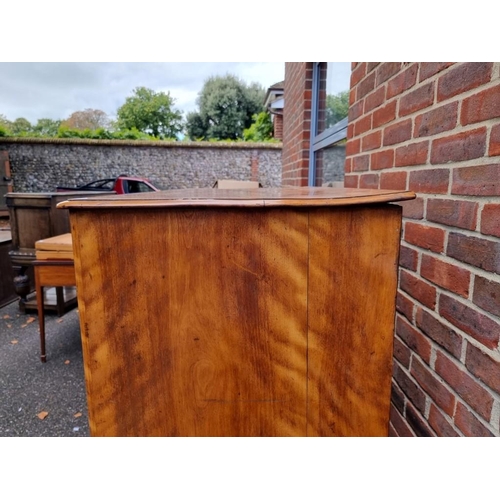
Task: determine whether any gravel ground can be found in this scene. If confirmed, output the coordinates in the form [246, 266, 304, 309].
[0, 299, 89, 436]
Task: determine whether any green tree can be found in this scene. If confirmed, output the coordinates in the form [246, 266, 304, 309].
[243, 112, 274, 142]
[185, 111, 207, 140]
[326, 90, 349, 127]
[186, 74, 265, 141]
[11, 117, 32, 135]
[116, 87, 183, 139]
[33, 118, 61, 136]
[0, 114, 11, 130]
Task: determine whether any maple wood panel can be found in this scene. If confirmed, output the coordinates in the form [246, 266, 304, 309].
[71, 208, 309, 436]
[67, 187, 414, 437]
[307, 205, 402, 436]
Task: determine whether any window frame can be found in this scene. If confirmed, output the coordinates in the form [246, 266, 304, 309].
[308, 62, 349, 186]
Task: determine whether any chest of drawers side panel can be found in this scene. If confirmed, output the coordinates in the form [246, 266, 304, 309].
[70, 207, 309, 436]
[307, 204, 403, 436]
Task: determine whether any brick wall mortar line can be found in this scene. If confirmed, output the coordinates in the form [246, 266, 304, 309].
[447, 163, 453, 196]
[424, 387, 432, 419]
[490, 399, 500, 430]
[493, 63, 500, 80]
[460, 338, 468, 364]
[469, 274, 476, 311]
[477, 201, 485, 233]
[421, 196, 428, 220]
[429, 343, 438, 371]
[443, 225, 449, 258]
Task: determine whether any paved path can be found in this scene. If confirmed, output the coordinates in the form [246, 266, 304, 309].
[0, 300, 89, 436]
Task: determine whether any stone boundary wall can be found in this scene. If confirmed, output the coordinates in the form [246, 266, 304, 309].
[0, 138, 282, 192]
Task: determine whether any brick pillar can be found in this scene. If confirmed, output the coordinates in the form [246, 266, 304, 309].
[250, 152, 259, 182]
[281, 62, 313, 186]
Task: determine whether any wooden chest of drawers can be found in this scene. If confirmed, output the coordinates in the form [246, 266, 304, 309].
[60, 187, 415, 437]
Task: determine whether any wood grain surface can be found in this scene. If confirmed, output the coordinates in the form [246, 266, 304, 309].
[307, 205, 402, 436]
[68, 188, 411, 437]
[59, 186, 415, 209]
[72, 208, 309, 436]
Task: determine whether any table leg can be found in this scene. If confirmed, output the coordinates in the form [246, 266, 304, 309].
[35, 267, 46, 363]
[56, 286, 64, 317]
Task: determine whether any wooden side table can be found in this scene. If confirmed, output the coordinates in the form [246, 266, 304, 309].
[33, 233, 75, 362]
[34, 261, 76, 362]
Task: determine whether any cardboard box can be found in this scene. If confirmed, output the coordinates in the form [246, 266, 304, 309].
[213, 180, 262, 189]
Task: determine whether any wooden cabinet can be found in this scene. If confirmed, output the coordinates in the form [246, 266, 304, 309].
[6, 191, 113, 313]
[0, 230, 15, 307]
[0, 151, 13, 217]
[60, 187, 415, 437]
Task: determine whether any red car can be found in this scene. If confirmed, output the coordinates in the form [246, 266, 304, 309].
[56, 175, 160, 194]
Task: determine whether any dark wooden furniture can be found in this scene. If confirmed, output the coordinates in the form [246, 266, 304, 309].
[60, 187, 415, 437]
[33, 233, 75, 362]
[0, 151, 13, 217]
[6, 191, 110, 314]
[0, 229, 16, 307]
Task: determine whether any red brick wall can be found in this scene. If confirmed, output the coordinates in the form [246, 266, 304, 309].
[346, 62, 500, 437]
[282, 61, 500, 436]
[282, 63, 313, 186]
[273, 113, 283, 140]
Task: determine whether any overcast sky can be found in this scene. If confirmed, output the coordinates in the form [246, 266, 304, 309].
[0, 62, 285, 124]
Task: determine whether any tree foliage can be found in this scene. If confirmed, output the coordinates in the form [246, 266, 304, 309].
[326, 91, 349, 127]
[0, 114, 11, 128]
[56, 126, 158, 141]
[243, 112, 274, 142]
[116, 87, 183, 139]
[33, 118, 61, 136]
[10, 117, 32, 135]
[0, 115, 61, 137]
[186, 75, 265, 141]
[61, 109, 109, 131]
[0, 114, 11, 136]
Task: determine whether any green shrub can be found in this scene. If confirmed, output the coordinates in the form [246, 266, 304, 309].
[243, 112, 275, 142]
[57, 126, 82, 138]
